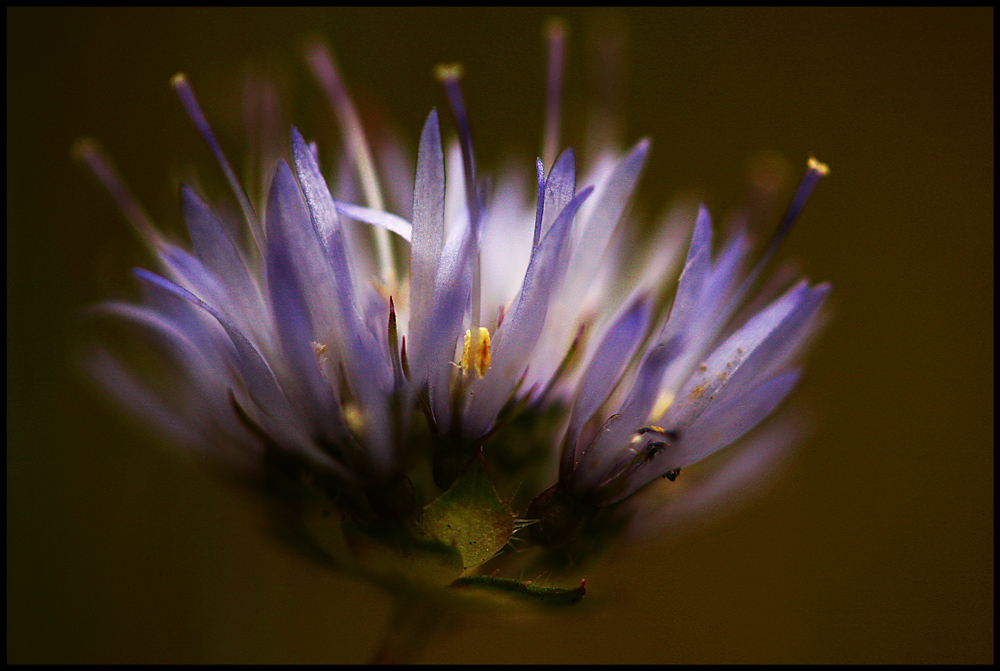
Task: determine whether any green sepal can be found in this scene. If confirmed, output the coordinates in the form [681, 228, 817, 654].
[341, 517, 464, 586]
[451, 575, 586, 608]
[420, 450, 515, 568]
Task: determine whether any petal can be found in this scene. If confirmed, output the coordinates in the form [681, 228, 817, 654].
[570, 335, 683, 493]
[181, 185, 256, 300]
[623, 413, 801, 542]
[659, 204, 713, 344]
[88, 300, 249, 447]
[462, 186, 593, 438]
[157, 242, 229, 313]
[86, 347, 208, 453]
[287, 139, 395, 427]
[407, 109, 446, 383]
[264, 161, 345, 443]
[332, 201, 413, 243]
[294, 128, 393, 384]
[291, 126, 343, 249]
[133, 264, 233, 369]
[661, 281, 826, 431]
[674, 369, 802, 468]
[493, 186, 595, 368]
[658, 226, 751, 399]
[180, 186, 267, 335]
[564, 138, 649, 300]
[613, 370, 802, 504]
[425, 233, 474, 428]
[539, 148, 575, 241]
[531, 158, 545, 248]
[563, 295, 651, 475]
[722, 283, 829, 396]
[131, 269, 311, 449]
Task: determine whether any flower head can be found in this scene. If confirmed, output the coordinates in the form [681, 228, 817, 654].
[79, 23, 829, 619]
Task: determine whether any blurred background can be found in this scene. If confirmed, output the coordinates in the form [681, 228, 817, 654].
[8, 7, 992, 663]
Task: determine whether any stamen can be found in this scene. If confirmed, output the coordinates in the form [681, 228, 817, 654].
[434, 64, 478, 226]
[460, 327, 492, 379]
[304, 41, 395, 287]
[585, 17, 626, 157]
[73, 138, 162, 253]
[736, 155, 830, 298]
[436, 63, 483, 329]
[311, 341, 335, 386]
[759, 155, 830, 268]
[542, 18, 568, 170]
[171, 74, 263, 255]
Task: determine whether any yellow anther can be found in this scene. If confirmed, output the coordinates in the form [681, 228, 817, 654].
[461, 327, 492, 378]
[434, 62, 464, 82]
[311, 341, 329, 369]
[808, 155, 830, 176]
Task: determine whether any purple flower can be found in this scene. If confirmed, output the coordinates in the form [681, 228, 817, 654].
[79, 25, 829, 595]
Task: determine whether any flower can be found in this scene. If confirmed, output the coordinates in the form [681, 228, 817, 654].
[78, 21, 828, 645]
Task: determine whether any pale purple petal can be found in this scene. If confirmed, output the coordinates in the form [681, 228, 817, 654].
[539, 148, 575, 241]
[570, 335, 682, 492]
[264, 161, 343, 443]
[658, 205, 713, 344]
[623, 414, 802, 543]
[333, 200, 413, 243]
[612, 370, 802, 503]
[407, 109, 446, 385]
[292, 127, 394, 404]
[131, 269, 313, 449]
[462, 186, 593, 438]
[564, 138, 649, 300]
[426, 233, 474, 428]
[181, 185, 258, 307]
[87, 347, 210, 454]
[563, 295, 651, 475]
[660, 280, 820, 431]
[675, 369, 802, 468]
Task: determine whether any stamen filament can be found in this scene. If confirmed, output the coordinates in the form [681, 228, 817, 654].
[542, 18, 568, 170]
[73, 138, 162, 254]
[760, 155, 830, 266]
[171, 74, 264, 256]
[738, 155, 830, 296]
[305, 41, 395, 288]
[436, 64, 483, 330]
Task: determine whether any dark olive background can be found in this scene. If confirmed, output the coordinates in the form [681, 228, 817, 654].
[8, 7, 992, 663]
